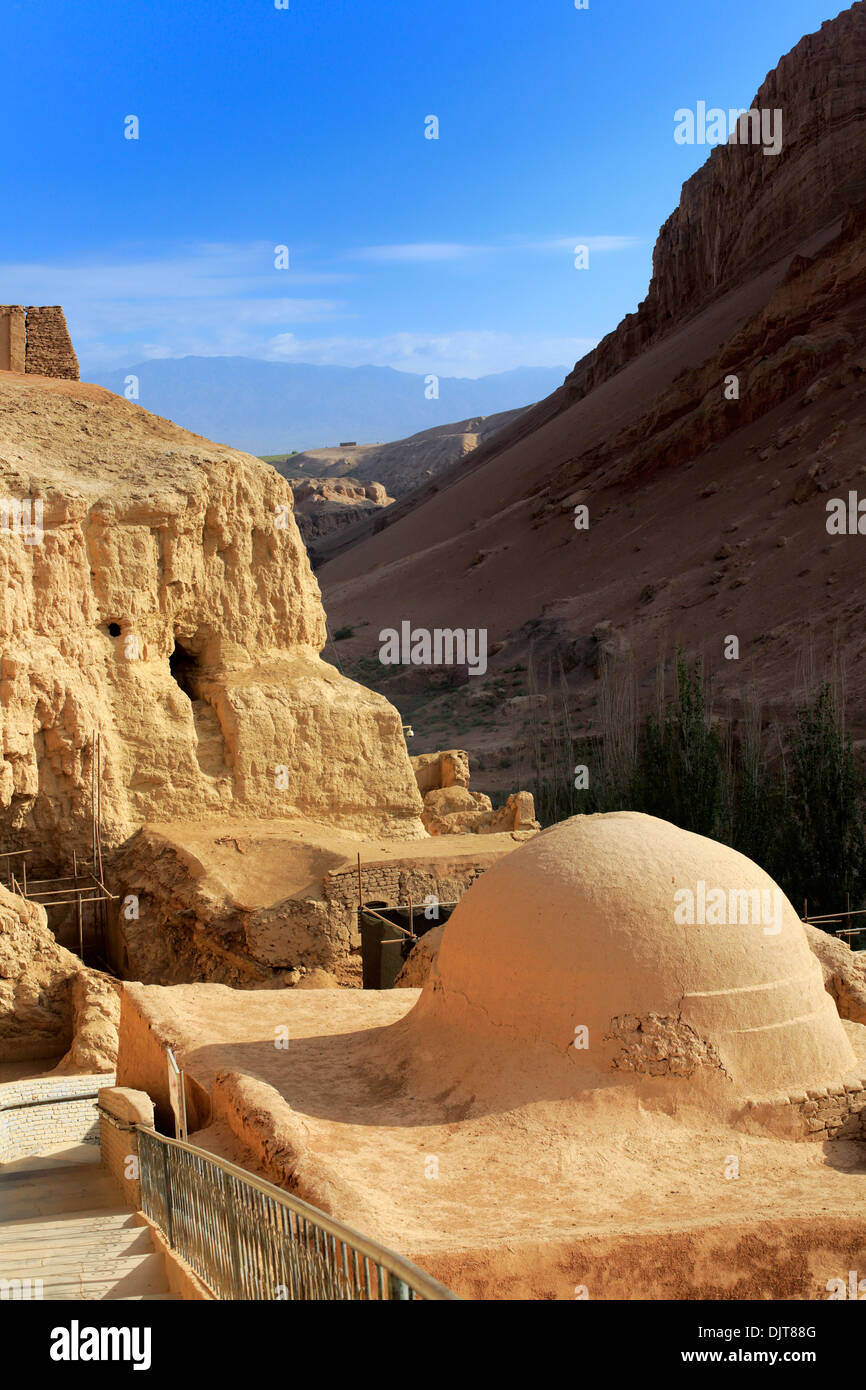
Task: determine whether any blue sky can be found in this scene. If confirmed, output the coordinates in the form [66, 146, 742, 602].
[0, 0, 847, 377]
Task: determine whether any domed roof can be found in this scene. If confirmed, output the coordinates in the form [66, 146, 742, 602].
[416, 812, 855, 1095]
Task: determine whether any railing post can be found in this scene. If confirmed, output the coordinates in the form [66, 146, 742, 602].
[161, 1142, 174, 1248]
[225, 1174, 244, 1298]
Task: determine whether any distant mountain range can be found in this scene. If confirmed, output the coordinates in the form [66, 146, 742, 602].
[89, 358, 569, 455]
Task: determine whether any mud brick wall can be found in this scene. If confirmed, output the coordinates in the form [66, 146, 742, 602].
[323, 860, 487, 945]
[0, 1072, 115, 1161]
[23, 306, 79, 380]
[0, 306, 26, 372]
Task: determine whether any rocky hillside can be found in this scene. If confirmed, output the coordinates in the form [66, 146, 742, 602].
[273, 408, 523, 500]
[319, 2, 866, 782]
[272, 408, 528, 561]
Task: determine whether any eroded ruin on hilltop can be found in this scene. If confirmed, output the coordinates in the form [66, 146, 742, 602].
[0, 305, 79, 380]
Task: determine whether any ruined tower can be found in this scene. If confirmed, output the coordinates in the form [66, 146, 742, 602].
[0, 305, 79, 379]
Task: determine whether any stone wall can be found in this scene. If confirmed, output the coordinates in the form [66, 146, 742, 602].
[746, 1074, 866, 1141]
[323, 857, 487, 934]
[23, 306, 79, 380]
[0, 1071, 114, 1161]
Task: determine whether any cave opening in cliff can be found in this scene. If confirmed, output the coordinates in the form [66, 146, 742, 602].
[169, 640, 200, 701]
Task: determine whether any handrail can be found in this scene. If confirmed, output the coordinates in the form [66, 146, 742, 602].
[135, 1124, 459, 1301]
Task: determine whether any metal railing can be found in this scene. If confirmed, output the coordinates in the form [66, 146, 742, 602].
[136, 1126, 458, 1301]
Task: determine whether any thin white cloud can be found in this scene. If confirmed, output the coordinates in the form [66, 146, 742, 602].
[0, 242, 352, 369]
[0, 238, 608, 373]
[350, 236, 641, 262]
[0, 244, 352, 300]
[264, 330, 595, 378]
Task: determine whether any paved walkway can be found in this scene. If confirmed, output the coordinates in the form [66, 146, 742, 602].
[0, 1145, 177, 1300]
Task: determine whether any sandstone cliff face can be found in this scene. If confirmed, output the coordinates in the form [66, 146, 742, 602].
[0, 884, 119, 1070]
[0, 374, 424, 862]
[566, 0, 866, 399]
[551, 202, 866, 496]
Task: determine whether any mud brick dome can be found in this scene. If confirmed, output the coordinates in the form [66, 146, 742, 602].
[414, 812, 856, 1095]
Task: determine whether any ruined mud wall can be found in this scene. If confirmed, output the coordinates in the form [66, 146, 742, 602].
[0, 306, 79, 379]
[0, 883, 119, 1068]
[24, 306, 79, 380]
[107, 829, 502, 985]
[0, 306, 26, 374]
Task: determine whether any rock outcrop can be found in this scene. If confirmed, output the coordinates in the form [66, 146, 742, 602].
[409, 749, 540, 836]
[289, 477, 393, 544]
[565, 2, 866, 402]
[0, 373, 425, 865]
[0, 884, 119, 1070]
